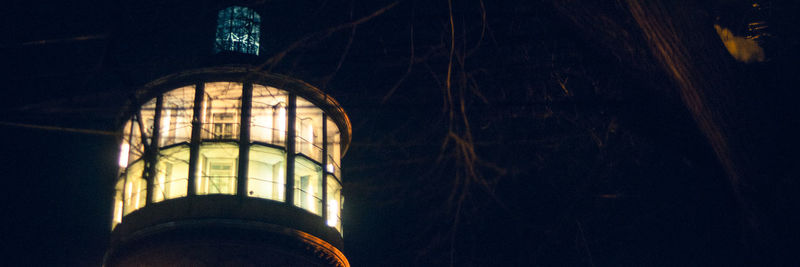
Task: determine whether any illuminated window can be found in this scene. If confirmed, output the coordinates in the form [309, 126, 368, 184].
[294, 157, 323, 215]
[296, 97, 324, 162]
[247, 145, 286, 200]
[112, 178, 124, 229]
[326, 175, 342, 233]
[127, 99, 157, 165]
[197, 143, 238, 195]
[118, 141, 130, 169]
[202, 82, 242, 140]
[123, 161, 146, 216]
[159, 86, 195, 147]
[251, 85, 288, 146]
[112, 80, 346, 235]
[153, 146, 190, 202]
[325, 118, 341, 178]
[214, 6, 261, 55]
[121, 120, 134, 166]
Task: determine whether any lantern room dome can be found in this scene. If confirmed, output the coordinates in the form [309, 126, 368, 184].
[105, 66, 351, 267]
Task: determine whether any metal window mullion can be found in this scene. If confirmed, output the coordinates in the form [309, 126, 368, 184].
[286, 93, 296, 205]
[188, 83, 205, 196]
[321, 113, 328, 223]
[238, 82, 252, 198]
[145, 95, 163, 205]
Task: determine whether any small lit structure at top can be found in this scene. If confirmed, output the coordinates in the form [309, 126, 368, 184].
[105, 5, 350, 267]
[214, 6, 261, 55]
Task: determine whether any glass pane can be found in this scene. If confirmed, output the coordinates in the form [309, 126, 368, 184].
[118, 121, 131, 169]
[325, 118, 341, 177]
[214, 6, 261, 55]
[130, 98, 156, 164]
[153, 146, 190, 202]
[294, 157, 323, 215]
[251, 84, 288, 146]
[202, 82, 242, 140]
[197, 143, 238, 195]
[123, 161, 146, 216]
[247, 145, 286, 201]
[295, 97, 323, 162]
[326, 175, 342, 233]
[112, 177, 124, 229]
[159, 85, 195, 147]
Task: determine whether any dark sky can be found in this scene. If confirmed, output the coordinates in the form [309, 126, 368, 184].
[1, 0, 799, 266]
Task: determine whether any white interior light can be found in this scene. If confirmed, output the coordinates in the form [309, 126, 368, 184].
[118, 143, 130, 168]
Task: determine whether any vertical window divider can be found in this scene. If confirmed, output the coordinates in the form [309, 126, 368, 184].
[145, 95, 163, 205]
[188, 83, 205, 197]
[286, 93, 296, 205]
[321, 113, 328, 223]
[238, 82, 253, 198]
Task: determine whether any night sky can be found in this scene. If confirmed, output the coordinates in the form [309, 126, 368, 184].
[2, 0, 799, 266]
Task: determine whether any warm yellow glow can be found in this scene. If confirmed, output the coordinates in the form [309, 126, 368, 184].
[112, 178, 124, 229]
[201, 95, 208, 128]
[125, 181, 132, 202]
[197, 143, 238, 195]
[161, 108, 171, 142]
[118, 143, 129, 168]
[248, 145, 286, 200]
[153, 146, 190, 202]
[113, 82, 348, 233]
[714, 24, 765, 63]
[114, 201, 123, 224]
[277, 105, 286, 142]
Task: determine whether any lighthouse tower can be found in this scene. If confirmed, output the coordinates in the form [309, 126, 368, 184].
[104, 5, 350, 266]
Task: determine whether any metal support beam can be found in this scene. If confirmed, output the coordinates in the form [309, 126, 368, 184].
[321, 113, 328, 223]
[286, 93, 296, 205]
[188, 83, 205, 196]
[145, 96, 163, 205]
[238, 82, 253, 198]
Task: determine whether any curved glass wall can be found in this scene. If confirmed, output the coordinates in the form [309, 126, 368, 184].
[113, 80, 346, 236]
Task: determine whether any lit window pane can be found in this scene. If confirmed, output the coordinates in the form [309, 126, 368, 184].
[326, 175, 342, 234]
[118, 143, 129, 168]
[325, 118, 341, 177]
[129, 99, 156, 164]
[202, 82, 242, 140]
[122, 120, 135, 166]
[197, 143, 238, 195]
[123, 161, 146, 216]
[153, 146, 190, 202]
[247, 145, 286, 201]
[296, 97, 323, 162]
[214, 6, 261, 55]
[112, 178, 124, 229]
[294, 157, 323, 215]
[251, 84, 288, 146]
[159, 85, 195, 147]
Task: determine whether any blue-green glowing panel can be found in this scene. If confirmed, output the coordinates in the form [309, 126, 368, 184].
[215, 6, 261, 55]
